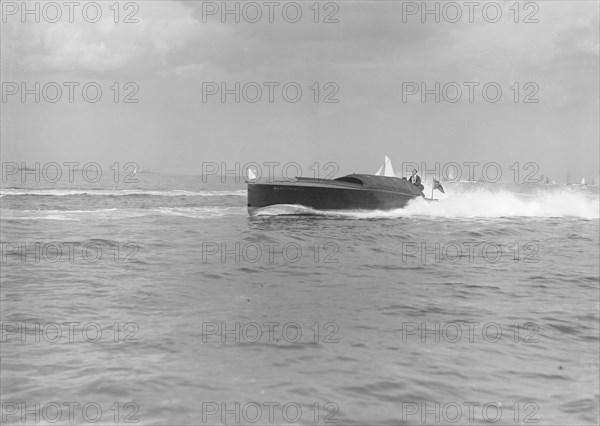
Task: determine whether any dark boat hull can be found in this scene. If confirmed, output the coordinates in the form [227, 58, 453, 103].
[247, 175, 424, 215]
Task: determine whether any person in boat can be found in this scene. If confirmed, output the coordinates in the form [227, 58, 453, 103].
[408, 169, 421, 186]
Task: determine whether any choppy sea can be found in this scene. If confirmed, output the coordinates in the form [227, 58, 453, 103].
[1, 172, 599, 425]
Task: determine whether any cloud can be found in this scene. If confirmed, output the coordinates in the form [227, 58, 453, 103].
[2, 1, 598, 177]
[1, 1, 203, 77]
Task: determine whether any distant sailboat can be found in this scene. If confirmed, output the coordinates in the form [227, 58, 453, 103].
[374, 155, 396, 177]
[580, 177, 586, 186]
[448, 170, 455, 181]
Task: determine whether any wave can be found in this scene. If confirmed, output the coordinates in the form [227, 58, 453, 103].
[2, 187, 597, 220]
[251, 188, 600, 219]
[410, 186, 599, 219]
[153, 207, 246, 219]
[0, 189, 247, 198]
[1, 207, 247, 221]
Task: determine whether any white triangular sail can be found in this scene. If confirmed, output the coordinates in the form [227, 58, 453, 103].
[383, 155, 395, 177]
[247, 168, 257, 181]
[374, 155, 396, 177]
[449, 170, 455, 180]
[581, 177, 586, 185]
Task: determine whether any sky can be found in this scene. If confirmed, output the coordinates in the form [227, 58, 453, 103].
[1, 0, 599, 181]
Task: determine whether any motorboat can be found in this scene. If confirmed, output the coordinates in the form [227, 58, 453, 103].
[246, 156, 428, 215]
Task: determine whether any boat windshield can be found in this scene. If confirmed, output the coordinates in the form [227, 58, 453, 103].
[334, 176, 364, 185]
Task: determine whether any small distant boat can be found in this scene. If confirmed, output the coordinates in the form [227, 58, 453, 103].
[246, 156, 431, 215]
[580, 177, 587, 186]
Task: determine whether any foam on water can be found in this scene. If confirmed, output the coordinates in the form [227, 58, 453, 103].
[2, 184, 597, 220]
[1, 206, 247, 221]
[154, 206, 246, 218]
[1, 208, 147, 221]
[252, 187, 600, 219]
[405, 186, 599, 219]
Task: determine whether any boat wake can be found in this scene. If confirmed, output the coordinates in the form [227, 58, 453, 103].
[251, 187, 599, 219]
[411, 186, 599, 219]
[3, 186, 597, 221]
[250, 204, 320, 216]
[1, 206, 247, 221]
